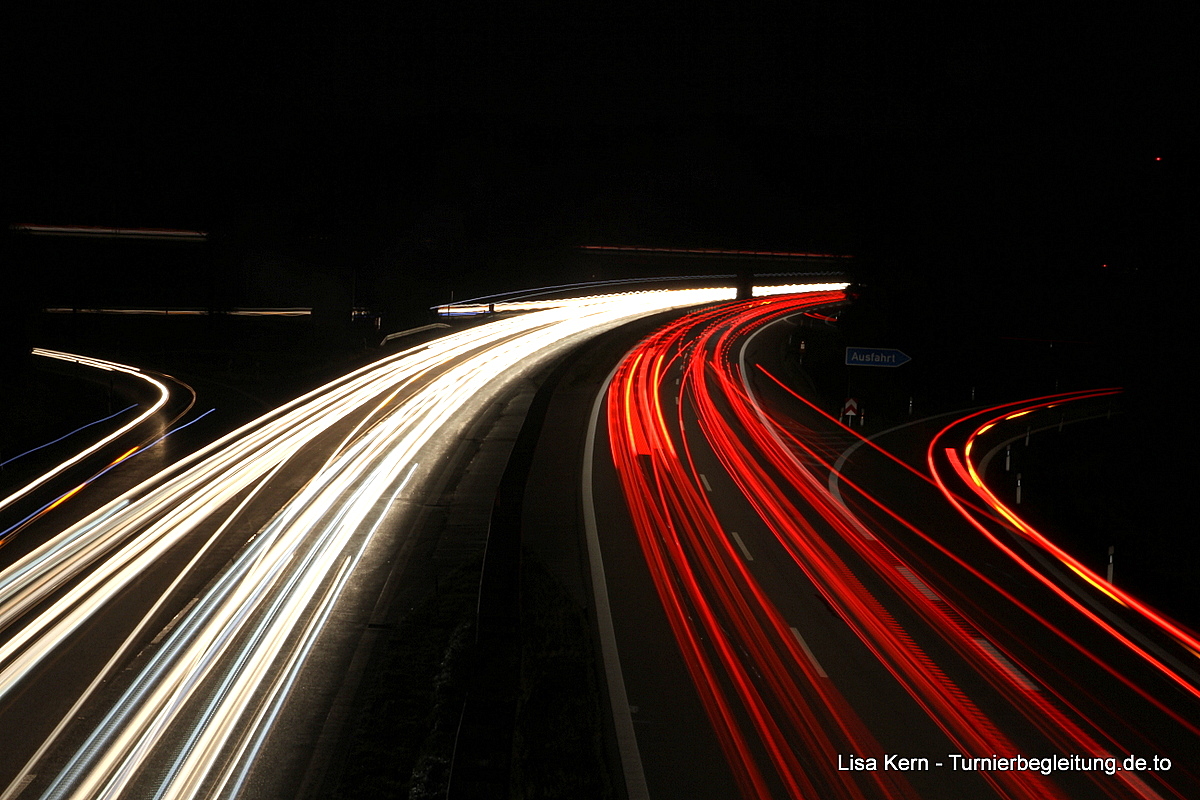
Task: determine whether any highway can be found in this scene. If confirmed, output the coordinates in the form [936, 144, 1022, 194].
[7, 283, 1191, 799]
[0, 286, 816, 799]
[585, 293, 1199, 799]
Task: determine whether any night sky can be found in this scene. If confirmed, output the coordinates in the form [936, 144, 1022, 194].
[6, 6, 1189, 263]
[3, 5, 1193, 391]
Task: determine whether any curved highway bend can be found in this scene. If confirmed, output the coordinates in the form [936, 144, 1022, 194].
[1, 350, 199, 551]
[0, 286, 842, 799]
[588, 295, 1198, 799]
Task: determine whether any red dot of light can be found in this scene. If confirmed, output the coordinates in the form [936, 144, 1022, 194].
[1156, 157, 1162, 161]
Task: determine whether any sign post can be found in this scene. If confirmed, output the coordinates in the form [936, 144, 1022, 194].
[844, 348, 908, 424]
[841, 398, 859, 426]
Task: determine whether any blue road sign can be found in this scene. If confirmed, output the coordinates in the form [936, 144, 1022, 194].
[845, 347, 911, 367]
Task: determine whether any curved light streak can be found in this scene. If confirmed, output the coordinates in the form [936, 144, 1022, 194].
[1, 286, 805, 799]
[0, 404, 138, 471]
[0, 350, 170, 518]
[928, 396, 1200, 699]
[605, 295, 1191, 799]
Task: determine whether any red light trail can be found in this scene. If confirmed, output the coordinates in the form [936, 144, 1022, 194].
[604, 293, 1196, 798]
[928, 395, 1200, 700]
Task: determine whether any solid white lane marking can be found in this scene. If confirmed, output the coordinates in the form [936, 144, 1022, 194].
[790, 627, 828, 677]
[729, 531, 754, 561]
[584, 363, 650, 800]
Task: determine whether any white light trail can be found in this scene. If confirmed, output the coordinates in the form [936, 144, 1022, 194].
[0, 285, 844, 799]
[0, 350, 169, 517]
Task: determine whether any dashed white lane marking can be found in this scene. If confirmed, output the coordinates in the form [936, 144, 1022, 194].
[974, 637, 1039, 691]
[895, 565, 941, 603]
[729, 531, 754, 562]
[150, 596, 199, 646]
[699, 473, 713, 492]
[791, 627, 829, 678]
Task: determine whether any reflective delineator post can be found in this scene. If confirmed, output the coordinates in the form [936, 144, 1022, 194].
[1108, 545, 1115, 584]
[1016, 472, 1022, 504]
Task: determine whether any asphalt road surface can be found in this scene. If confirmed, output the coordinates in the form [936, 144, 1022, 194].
[0, 288, 753, 799]
[579, 294, 1198, 799]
